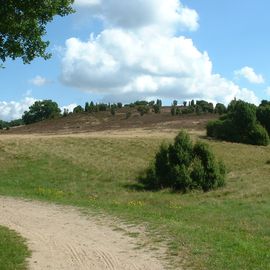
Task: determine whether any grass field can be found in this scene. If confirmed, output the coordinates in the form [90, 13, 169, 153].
[0, 131, 269, 269]
[0, 226, 30, 270]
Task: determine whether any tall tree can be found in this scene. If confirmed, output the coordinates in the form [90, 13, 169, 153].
[0, 0, 74, 64]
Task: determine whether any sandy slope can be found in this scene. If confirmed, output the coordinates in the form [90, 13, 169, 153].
[0, 197, 166, 270]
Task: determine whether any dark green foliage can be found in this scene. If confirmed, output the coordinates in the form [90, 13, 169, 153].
[0, 120, 9, 129]
[62, 108, 69, 117]
[171, 106, 176, 116]
[247, 124, 269, 146]
[207, 100, 270, 146]
[168, 131, 193, 167]
[228, 100, 257, 131]
[171, 105, 182, 116]
[195, 105, 203, 115]
[215, 103, 227, 115]
[155, 143, 171, 187]
[134, 100, 149, 106]
[117, 102, 123, 109]
[176, 107, 181, 115]
[110, 107, 116, 116]
[153, 104, 161, 113]
[137, 105, 150, 116]
[73, 105, 84, 114]
[149, 100, 155, 106]
[84, 102, 89, 112]
[156, 99, 162, 107]
[140, 131, 226, 192]
[260, 100, 270, 107]
[196, 100, 214, 113]
[257, 105, 270, 134]
[22, 100, 61, 125]
[182, 107, 194, 114]
[0, 119, 23, 129]
[192, 142, 226, 191]
[97, 103, 108, 111]
[153, 99, 162, 113]
[9, 119, 23, 127]
[0, 0, 74, 64]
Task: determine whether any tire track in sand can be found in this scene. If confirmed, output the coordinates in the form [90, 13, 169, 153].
[0, 196, 166, 270]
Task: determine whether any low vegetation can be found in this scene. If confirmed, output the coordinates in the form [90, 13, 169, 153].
[0, 98, 227, 129]
[140, 131, 226, 192]
[0, 226, 30, 270]
[0, 133, 269, 269]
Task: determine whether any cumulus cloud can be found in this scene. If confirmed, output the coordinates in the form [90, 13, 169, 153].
[0, 97, 36, 121]
[29, 75, 51, 87]
[74, 0, 199, 33]
[234, 66, 264, 84]
[60, 0, 259, 105]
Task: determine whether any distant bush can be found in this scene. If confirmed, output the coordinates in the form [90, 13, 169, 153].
[137, 105, 150, 116]
[153, 104, 161, 114]
[207, 100, 270, 146]
[73, 105, 84, 114]
[110, 107, 116, 116]
[139, 131, 226, 192]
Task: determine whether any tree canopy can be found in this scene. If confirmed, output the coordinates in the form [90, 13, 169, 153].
[0, 0, 74, 64]
[22, 100, 61, 124]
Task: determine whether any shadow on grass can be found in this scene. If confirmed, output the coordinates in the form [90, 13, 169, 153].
[122, 182, 147, 192]
[123, 179, 161, 192]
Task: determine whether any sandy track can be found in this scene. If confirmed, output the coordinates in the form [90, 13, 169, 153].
[0, 197, 165, 270]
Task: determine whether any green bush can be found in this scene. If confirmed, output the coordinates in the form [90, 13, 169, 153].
[247, 124, 269, 146]
[257, 105, 270, 134]
[139, 131, 226, 192]
[207, 100, 270, 146]
[206, 120, 217, 137]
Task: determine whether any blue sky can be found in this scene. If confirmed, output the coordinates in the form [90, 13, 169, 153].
[1, 0, 270, 120]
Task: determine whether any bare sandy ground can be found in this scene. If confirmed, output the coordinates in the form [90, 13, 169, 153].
[0, 197, 167, 270]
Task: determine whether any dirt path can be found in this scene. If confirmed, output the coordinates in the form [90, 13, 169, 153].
[0, 197, 166, 270]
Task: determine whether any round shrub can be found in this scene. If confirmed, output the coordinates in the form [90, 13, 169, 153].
[247, 124, 269, 146]
[139, 131, 226, 192]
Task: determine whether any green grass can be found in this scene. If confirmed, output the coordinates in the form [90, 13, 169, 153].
[0, 226, 30, 270]
[0, 134, 269, 269]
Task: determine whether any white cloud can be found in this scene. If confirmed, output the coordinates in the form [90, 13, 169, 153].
[0, 97, 36, 121]
[29, 75, 51, 87]
[74, 0, 199, 33]
[60, 103, 77, 113]
[234, 66, 264, 84]
[60, 0, 259, 105]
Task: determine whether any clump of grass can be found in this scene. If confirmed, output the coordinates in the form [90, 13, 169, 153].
[0, 226, 30, 270]
[266, 160, 270, 165]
